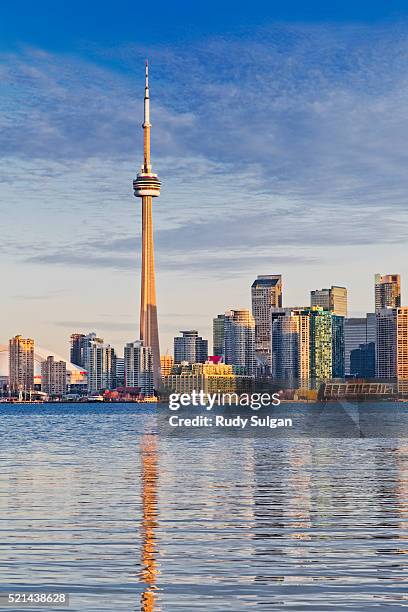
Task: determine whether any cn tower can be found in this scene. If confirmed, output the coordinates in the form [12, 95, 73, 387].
[133, 62, 161, 388]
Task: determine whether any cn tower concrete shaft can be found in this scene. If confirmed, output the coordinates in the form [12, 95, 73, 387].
[133, 62, 161, 388]
[140, 195, 160, 387]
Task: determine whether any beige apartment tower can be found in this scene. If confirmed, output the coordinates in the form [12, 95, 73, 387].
[41, 355, 67, 397]
[9, 335, 35, 395]
[133, 63, 161, 388]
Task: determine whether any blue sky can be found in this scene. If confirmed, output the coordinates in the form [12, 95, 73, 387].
[2, 2, 408, 356]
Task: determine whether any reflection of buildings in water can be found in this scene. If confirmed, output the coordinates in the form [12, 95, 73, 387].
[378, 442, 408, 558]
[286, 444, 312, 544]
[140, 433, 159, 612]
[251, 441, 314, 586]
[395, 443, 408, 532]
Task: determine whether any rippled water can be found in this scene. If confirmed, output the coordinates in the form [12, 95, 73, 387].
[0, 403, 407, 611]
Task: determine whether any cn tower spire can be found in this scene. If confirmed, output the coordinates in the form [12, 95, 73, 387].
[143, 61, 151, 173]
[133, 61, 162, 390]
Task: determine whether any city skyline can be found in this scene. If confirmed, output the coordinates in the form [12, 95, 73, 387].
[1, 270, 402, 361]
[3, 7, 408, 356]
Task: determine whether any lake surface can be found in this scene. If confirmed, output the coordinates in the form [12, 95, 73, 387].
[0, 403, 407, 611]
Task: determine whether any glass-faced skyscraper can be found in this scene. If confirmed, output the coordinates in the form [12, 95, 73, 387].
[251, 275, 282, 362]
[173, 331, 208, 364]
[213, 314, 225, 358]
[271, 307, 345, 386]
[133, 63, 161, 388]
[224, 309, 255, 376]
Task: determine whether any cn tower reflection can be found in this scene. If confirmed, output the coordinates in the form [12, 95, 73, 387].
[140, 433, 159, 612]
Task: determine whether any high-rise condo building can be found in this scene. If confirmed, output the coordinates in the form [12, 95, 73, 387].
[224, 309, 255, 376]
[70, 333, 85, 367]
[133, 62, 161, 388]
[251, 275, 282, 360]
[376, 307, 408, 380]
[160, 354, 174, 377]
[41, 356, 67, 397]
[344, 314, 376, 376]
[310, 286, 348, 317]
[124, 341, 154, 396]
[115, 357, 125, 387]
[70, 332, 103, 368]
[271, 311, 309, 385]
[9, 335, 35, 395]
[375, 274, 401, 310]
[213, 314, 225, 358]
[174, 331, 208, 364]
[271, 307, 344, 385]
[84, 339, 116, 393]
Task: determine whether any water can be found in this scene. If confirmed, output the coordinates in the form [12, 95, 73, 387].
[0, 403, 407, 611]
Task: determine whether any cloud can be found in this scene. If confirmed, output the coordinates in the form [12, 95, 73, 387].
[2, 23, 408, 350]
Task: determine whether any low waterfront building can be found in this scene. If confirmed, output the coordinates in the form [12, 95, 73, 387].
[161, 362, 253, 396]
[320, 380, 395, 400]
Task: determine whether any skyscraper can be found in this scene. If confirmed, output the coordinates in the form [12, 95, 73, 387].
[375, 274, 401, 310]
[124, 341, 154, 396]
[174, 331, 208, 364]
[310, 286, 348, 317]
[251, 275, 282, 360]
[133, 62, 161, 388]
[271, 307, 344, 385]
[70, 333, 85, 367]
[9, 335, 34, 395]
[84, 339, 116, 393]
[116, 357, 125, 387]
[271, 313, 308, 385]
[213, 314, 225, 358]
[376, 307, 408, 380]
[224, 309, 255, 376]
[70, 332, 102, 368]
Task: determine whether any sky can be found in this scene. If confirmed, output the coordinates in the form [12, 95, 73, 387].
[2, 1, 408, 358]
